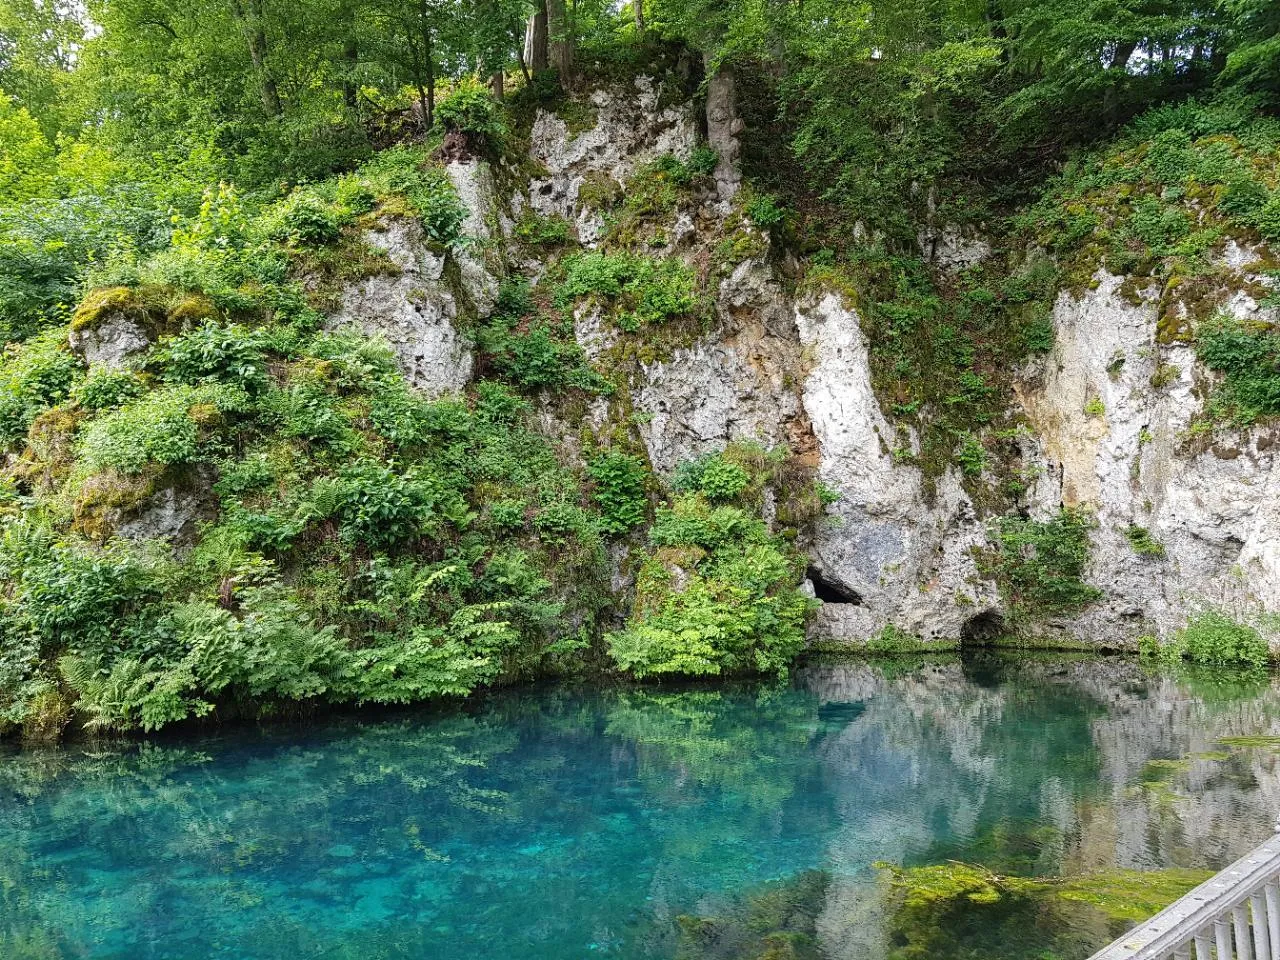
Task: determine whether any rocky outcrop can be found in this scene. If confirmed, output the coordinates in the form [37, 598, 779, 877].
[1018, 268, 1280, 643]
[630, 258, 807, 473]
[329, 216, 475, 397]
[796, 293, 999, 642]
[116, 469, 217, 549]
[445, 159, 503, 314]
[69, 314, 150, 370]
[703, 60, 743, 203]
[524, 76, 700, 244]
[327, 74, 1280, 649]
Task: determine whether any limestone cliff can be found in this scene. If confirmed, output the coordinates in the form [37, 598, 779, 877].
[340, 76, 1280, 651]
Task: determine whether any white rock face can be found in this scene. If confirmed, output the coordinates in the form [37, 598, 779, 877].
[632, 338, 799, 474]
[69, 315, 150, 370]
[526, 76, 700, 244]
[795, 293, 999, 641]
[445, 159, 502, 314]
[517, 74, 1280, 647]
[1018, 269, 1280, 643]
[628, 258, 806, 474]
[329, 218, 474, 397]
[918, 224, 992, 271]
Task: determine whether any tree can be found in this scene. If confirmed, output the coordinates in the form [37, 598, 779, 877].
[1219, 0, 1280, 102]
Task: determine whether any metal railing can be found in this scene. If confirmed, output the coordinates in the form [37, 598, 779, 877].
[1089, 832, 1280, 960]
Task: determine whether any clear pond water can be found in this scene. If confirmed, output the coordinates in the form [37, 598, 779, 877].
[4, 654, 1280, 960]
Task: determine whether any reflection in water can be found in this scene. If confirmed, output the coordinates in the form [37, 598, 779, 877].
[3, 655, 1280, 959]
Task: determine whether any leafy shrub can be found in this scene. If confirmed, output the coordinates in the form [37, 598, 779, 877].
[1125, 525, 1166, 556]
[61, 589, 349, 731]
[745, 192, 787, 228]
[312, 461, 457, 548]
[607, 495, 811, 679]
[435, 79, 506, 147]
[155, 322, 270, 392]
[675, 451, 751, 500]
[588, 451, 649, 534]
[1253, 194, 1280, 244]
[269, 191, 345, 246]
[1196, 315, 1280, 423]
[356, 147, 466, 244]
[556, 252, 700, 331]
[955, 433, 986, 477]
[514, 211, 571, 247]
[79, 383, 244, 474]
[417, 188, 468, 245]
[477, 281, 608, 392]
[0, 524, 165, 660]
[0, 188, 167, 340]
[1153, 612, 1272, 667]
[72, 370, 146, 411]
[0, 330, 80, 447]
[987, 508, 1101, 617]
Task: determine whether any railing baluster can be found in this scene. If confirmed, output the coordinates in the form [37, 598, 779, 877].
[1266, 881, 1280, 959]
[1089, 836, 1280, 960]
[1220, 916, 1237, 960]
[1253, 892, 1272, 960]
[1237, 905, 1255, 960]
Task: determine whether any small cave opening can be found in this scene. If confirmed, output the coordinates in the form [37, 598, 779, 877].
[807, 568, 862, 605]
[960, 610, 1007, 646]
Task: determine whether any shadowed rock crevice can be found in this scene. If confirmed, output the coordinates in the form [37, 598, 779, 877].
[808, 567, 862, 605]
[960, 610, 1006, 646]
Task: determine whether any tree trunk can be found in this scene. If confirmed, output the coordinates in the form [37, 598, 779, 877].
[425, 27, 435, 127]
[229, 0, 281, 116]
[1109, 39, 1138, 70]
[405, 11, 435, 128]
[634, 0, 644, 34]
[525, 0, 549, 72]
[546, 0, 573, 85]
[342, 35, 359, 113]
[492, 70, 504, 100]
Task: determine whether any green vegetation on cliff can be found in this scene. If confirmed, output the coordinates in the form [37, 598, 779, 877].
[1, 0, 1279, 737]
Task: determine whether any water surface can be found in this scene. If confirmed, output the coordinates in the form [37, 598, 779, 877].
[4, 654, 1280, 959]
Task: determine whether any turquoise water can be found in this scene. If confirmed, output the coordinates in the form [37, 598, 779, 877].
[4, 655, 1280, 959]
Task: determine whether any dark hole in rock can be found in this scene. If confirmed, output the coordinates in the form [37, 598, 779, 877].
[960, 610, 1006, 646]
[808, 568, 861, 605]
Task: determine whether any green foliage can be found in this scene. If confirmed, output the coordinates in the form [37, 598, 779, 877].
[434, 80, 506, 148]
[674, 451, 751, 501]
[357, 148, 467, 244]
[1148, 612, 1272, 667]
[514, 211, 571, 248]
[477, 281, 609, 392]
[155, 323, 271, 392]
[987, 508, 1102, 618]
[607, 494, 812, 679]
[1196, 315, 1280, 424]
[0, 330, 79, 447]
[323, 461, 459, 548]
[587, 451, 649, 534]
[79, 384, 244, 475]
[1125, 525, 1166, 557]
[267, 191, 347, 247]
[555, 251, 701, 332]
[71, 370, 145, 412]
[744, 192, 787, 228]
